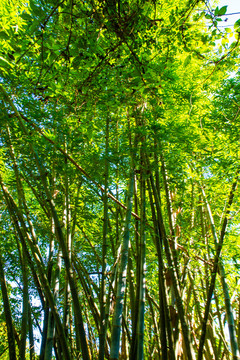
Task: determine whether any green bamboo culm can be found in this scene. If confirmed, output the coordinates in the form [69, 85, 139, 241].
[110, 169, 135, 360]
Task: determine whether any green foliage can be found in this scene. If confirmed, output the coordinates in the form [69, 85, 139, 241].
[0, 0, 240, 359]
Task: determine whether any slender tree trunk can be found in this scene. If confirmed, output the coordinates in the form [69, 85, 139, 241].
[63, 148, 72, 344]
[45, 248, 62, 360]
[99, 116, 109, 360]
[128, 246, 136, 328]
[147, 291, 161, 358]
[19, 249, 29, 360]
[121, 291, 128, 359]
[28, 303, 35, 360]
[110, 169, 135, 360]
[147, 178, 170, 359]
[129, 174, 139, 360]
[214, 290, 230, 358]
[0, 251, 17, 360]
[136, 173, 146, 360]
[40, 306, 50, 360]
[218, 261, 239, 359]
[198, 177, 239, 360]
[160, 153, 180, 284]
[40, 215, 56, 360]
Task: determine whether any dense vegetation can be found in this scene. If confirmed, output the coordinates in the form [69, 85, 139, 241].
[0, 0, 240, 359]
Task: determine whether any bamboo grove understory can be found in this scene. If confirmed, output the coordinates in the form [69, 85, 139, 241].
[0, 0, 240, 359]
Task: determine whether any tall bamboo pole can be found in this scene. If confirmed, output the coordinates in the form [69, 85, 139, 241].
[0, 251, 17, 360]
[99, 116, 109, 360]
[110, 169, 135, 360]
[136, 169, 146, 360]
[198, 179, 239, 360]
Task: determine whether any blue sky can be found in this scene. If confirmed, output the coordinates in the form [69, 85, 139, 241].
[215, 0, 240, 28]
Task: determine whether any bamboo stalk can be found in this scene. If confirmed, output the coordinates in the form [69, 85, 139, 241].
[110, 169, 135, 360]
[99, 116, 109, 360]
[0, 251, 17, 360]
[198, 176, 239, 360]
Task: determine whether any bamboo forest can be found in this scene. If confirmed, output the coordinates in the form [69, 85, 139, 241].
[1, 0, 240, 359]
